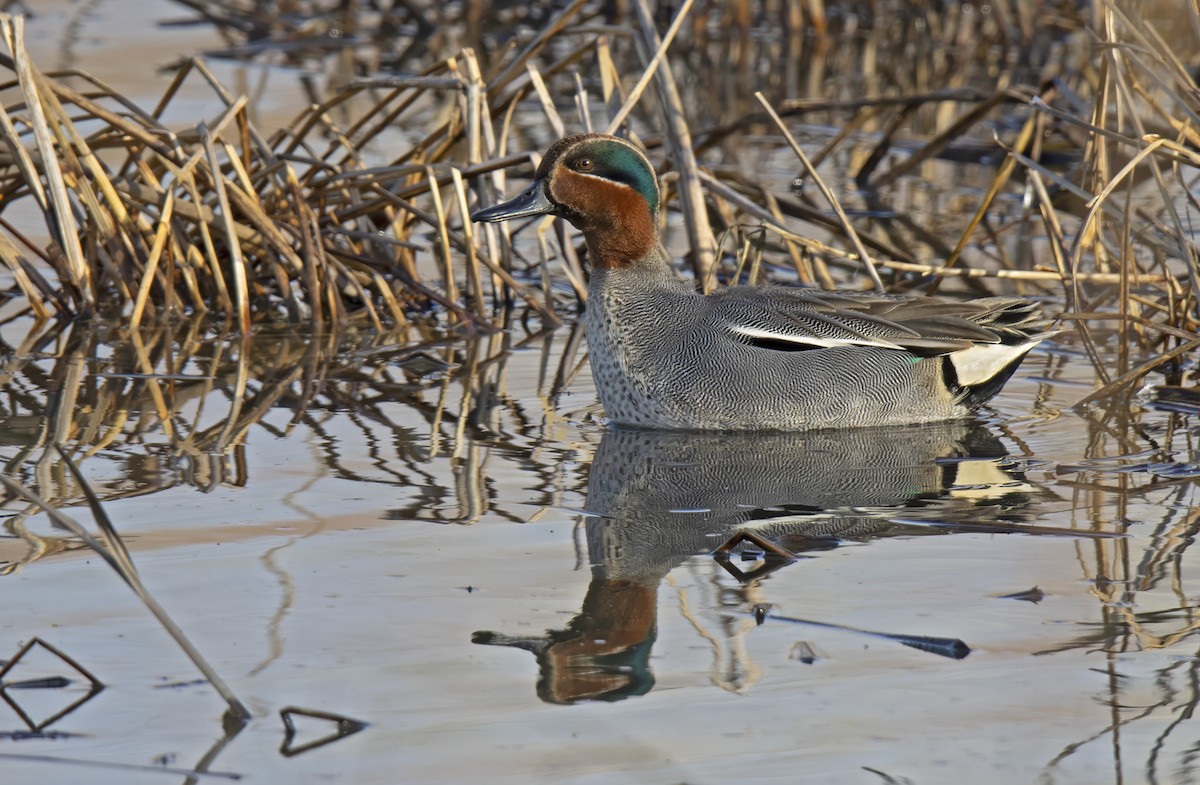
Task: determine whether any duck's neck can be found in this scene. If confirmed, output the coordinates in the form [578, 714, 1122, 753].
[582, 223, 658, 271]
[586, 244, 687, 289]
[583, 243, 697, 418]
[585, 244, 697, 345]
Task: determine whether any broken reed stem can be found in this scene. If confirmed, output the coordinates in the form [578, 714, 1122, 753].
[451, 167, 488, 319]
[1073, 338, 1200, 409]
[129, 191, 175, 330]
[870, 90, 1012, 189]
[426, 166, 460, 312]
[200, 124, 251, 338]
[940, 96, 1041, 276]
[0, 455, 251, 722]
[527, 64, 566, 138]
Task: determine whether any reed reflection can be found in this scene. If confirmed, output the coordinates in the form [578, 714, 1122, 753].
[0, 316, 579, 572]
[474, 420, 1038, 703]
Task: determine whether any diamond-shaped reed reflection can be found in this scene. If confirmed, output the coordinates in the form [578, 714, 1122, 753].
[0, 637, 104, 731]
[279, 706, 368, 757]
[711, 530, 798, 582]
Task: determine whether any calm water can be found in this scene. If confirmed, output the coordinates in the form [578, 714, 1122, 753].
[2, 316, 1198, 785]
[3, 2, 1199, 784]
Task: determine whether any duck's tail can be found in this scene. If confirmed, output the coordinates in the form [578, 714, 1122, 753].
[943, 299, 1058, 408]
[936, 298, 1051, 408]
[943, 338, 1040, 408]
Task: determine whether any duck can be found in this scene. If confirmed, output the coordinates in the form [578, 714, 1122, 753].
[471, 133, 1053, 431]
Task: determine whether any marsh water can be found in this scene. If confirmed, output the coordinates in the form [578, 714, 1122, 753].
[4, 2, 1200, 785]
[7, 312, 1200, 785]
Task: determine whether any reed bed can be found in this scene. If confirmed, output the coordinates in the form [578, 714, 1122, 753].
[0, 0, 1190, 532]
[0, 1, 1194, 390]
[0, 12, 573, 334]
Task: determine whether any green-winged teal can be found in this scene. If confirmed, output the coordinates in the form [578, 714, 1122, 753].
[471, 133, 1053, 430]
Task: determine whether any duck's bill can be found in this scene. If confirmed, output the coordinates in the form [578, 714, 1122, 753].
[471, 180, 554, 223]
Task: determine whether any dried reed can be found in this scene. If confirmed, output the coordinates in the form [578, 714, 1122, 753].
[0, 1, 1193, 409]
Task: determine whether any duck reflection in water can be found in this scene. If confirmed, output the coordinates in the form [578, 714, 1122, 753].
[473, 421, 1038, 704]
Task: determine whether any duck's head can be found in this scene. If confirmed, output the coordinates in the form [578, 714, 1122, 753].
[471, 133, 661, 269]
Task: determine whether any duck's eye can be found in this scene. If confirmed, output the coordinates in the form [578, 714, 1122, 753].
[574, 158, 594, 172]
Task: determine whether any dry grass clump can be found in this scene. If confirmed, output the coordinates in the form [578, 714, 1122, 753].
[0, 12, 568, 334]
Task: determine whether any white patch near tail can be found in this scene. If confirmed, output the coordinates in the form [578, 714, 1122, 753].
[948, 339, 1042, 387]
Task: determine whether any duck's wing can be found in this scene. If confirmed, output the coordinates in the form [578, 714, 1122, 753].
[706, 288, 1049, 356]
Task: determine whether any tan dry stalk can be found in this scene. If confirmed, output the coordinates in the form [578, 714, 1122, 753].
[199, 124, 251, 337]
[0, 16, 91, 308]
[604, 0, 696, 134]
[755, 90, 883, 291]
[629, 0, 716, 286]
[129, 191, 176, 330]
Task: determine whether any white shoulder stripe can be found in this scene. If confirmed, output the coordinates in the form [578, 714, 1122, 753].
[730, 325, 904, 351]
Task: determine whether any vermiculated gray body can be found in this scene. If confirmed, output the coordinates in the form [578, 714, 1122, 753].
[471, 133, 1051, 432]
[586, 253, 974, 431]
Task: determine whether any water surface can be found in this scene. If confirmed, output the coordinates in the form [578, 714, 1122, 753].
[2, 317, 1198, 785]
[2, 3, 1198, 783]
